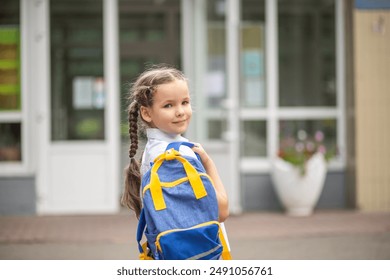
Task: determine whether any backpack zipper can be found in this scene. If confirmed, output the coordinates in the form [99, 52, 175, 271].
[155, 221, 220, 256]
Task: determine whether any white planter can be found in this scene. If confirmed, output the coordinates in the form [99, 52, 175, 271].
[271, 152, 327, 216]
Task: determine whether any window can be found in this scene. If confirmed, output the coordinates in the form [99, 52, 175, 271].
[279, 119, 337, 153]
[276, 0, 341, 166]
[0, 0, 22, 163]
[50, 0, 105, 141]
[239, 0, 342, 171]
[202, 0, 227, 141]
[241, 120, 267, 157]
[240, 0, 266, 108]
[187, 0, 344, 174]
[278, 0, 336, 107]
[239, 0, 267, 158]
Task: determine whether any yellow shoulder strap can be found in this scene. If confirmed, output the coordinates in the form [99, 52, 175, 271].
[219, 227, 232, 260]
[148, 149, 207, 211]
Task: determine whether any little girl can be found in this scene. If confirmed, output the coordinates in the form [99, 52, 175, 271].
[121, 64, 229, 224]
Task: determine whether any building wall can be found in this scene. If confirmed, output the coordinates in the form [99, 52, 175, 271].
[0, 177, 36, 215]
[354, 9, 390, 211]
[0, 1, 356, 215]
[242, 172, 346, 212]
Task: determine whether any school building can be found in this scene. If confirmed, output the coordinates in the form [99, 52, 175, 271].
[1, 0, 389, 215]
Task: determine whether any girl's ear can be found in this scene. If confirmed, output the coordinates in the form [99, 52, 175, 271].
[140, 106, 152, 123]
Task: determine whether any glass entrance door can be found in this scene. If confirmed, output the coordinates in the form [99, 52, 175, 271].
[37, 0, 119, 214]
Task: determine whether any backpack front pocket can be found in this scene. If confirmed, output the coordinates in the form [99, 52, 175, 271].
[156, 221, 222, 260]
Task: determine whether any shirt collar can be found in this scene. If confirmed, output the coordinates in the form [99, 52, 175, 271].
[146, 128, 187, 142]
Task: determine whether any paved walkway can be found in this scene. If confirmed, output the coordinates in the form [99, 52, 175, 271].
[0, 210, 389, 260]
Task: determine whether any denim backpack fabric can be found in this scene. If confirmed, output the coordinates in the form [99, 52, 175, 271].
[136, 142, 231, 260]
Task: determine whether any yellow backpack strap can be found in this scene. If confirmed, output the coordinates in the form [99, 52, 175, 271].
[139, 242, 154, 260]
[176, 155, 207, 199]
[149, 158, 166, 211]
[148, 149, 207, 211]
[219, 226, 232, 260]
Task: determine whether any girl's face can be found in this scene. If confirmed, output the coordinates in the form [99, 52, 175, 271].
[141, 79, 192, 135]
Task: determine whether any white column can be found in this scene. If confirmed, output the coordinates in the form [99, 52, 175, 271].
[266, 0, 279, 159]
[181, 0, 196, 139]
[193, 0, 207, 141]
[103, 0, 120, 211]
[23, 0, 51, 213]
[226, 0, 242, 214]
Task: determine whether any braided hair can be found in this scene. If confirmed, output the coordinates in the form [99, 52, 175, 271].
[121, 65, 187, 218]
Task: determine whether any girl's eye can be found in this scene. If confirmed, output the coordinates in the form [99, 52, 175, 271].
[182, 100, 190, 105]
[163, 104, 172, 108]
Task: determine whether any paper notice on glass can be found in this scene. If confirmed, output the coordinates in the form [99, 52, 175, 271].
[93, 77, 105, 109]
[206, 71, 225, 98]
[73, 77, 94, 109]
[242, 50, 264, 77]
[244, 78, 265, 107]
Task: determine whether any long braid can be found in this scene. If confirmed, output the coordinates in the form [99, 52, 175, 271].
[121, 101, 142, 218]
[129, 101, 139, 159]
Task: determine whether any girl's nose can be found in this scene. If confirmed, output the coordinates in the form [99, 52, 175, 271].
[176, 106, 184, 116]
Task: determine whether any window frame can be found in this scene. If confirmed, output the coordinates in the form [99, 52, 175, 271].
[240, 0, 346, 173]
[0, 1, 30, 176]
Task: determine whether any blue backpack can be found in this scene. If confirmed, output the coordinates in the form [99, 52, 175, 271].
[137, 142, 231, 260]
